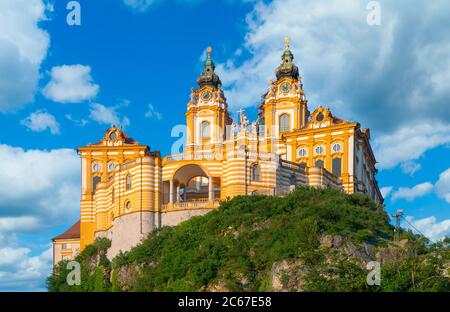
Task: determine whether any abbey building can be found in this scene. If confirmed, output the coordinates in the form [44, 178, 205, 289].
[52, 40, 383, 264]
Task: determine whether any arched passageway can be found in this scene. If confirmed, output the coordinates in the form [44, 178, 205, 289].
[163, 164, 220, 204]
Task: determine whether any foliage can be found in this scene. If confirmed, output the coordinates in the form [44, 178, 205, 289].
[47, 238, 111, 292]
[47, 187, 449, 292]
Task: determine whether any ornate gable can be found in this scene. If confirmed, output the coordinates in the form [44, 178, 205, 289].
[90, 125, 139, 147]
[308, 107, 348, 129]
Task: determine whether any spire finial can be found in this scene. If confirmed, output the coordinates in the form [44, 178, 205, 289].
[284, 37, 290, 50]
[197, 46, 221, 88]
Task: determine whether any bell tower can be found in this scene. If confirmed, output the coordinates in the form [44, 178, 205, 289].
[259, 38, 309, 139]
[185, 47, 232, 154]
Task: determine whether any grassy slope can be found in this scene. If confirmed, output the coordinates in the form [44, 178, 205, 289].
[48, 187, 450, 292]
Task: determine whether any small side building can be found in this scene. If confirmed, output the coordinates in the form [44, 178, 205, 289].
[51, 220, 80, 264]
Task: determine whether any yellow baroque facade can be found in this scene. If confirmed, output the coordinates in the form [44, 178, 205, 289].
[52, 40, 383, 264]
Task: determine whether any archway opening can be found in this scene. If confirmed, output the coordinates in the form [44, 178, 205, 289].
[164, 164, 220, 204]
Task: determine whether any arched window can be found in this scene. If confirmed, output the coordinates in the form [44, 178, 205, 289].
[298, 148, 307, 157]
[315, 160, 324, 168]
[332, 158, 342, 176]
[279, 114, 290, 132]
[289, 174, 297, 186]
[251, 164, 260, 181]
[92, 176, 101, 193]
[126, 174, 132, 190]
[125, 200, 131, 212]
[201, 121, 210, 139]
[108, 162, 117, 172]
[332, 143, 342, 153]
[92, 162, 101, 172]
[315, 146, 324, 155]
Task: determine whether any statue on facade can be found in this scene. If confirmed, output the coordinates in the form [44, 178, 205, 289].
[268, 80, 275, 97]
[190, 87, 196, 102]
[251, 121, 258, 135]
[231, 122, 238, 136]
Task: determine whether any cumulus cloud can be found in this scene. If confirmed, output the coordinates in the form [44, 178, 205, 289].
[65, 114, 88, 127]
[42, 65, 99, 103]
[400, 161, 422, 176]
[0, 145, 79, 224]
[122, 0, 160, 12]
[404, 216, 450, 242]
[145, 104, 163, 120]
[373, 122, 450, 169]
[0, 216, 41, 234]
[89, 103, 130, 127]
[216, 0, 450, 167]
[435, 168, 450, 203]
[0, 0, 50, 112]
[380, 186, 393, 199]
[0, 246, 52, 291]
[391, 182, 434, 202]
[20, 110, 61, 134]
[0, 145, 79, 291]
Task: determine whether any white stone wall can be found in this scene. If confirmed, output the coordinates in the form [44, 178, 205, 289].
[161, 209, 213, 227]
[95, 211, 157, 259]
[95, 209, 216, 260]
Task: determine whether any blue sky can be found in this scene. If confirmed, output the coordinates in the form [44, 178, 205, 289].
[0, 0, 449, 291]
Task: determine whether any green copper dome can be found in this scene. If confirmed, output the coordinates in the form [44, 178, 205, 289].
[275, 38, 299, 80]
[196, 47, 222, 88]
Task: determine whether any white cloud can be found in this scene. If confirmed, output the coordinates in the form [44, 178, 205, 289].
[43, 65, 99, 103]
[20, 110, 61, 134]
[0, 144, 79, 224]
[0, 0, 50, 112]
[435, 168, 450, 203]
[380, 186, 393, 199]
[400, 161, 422, 176]
[216, 0, 450, 167]
[0, 246, 52, 291]
[373, 122, 450, 169]
[122, 0, 161, 12]
[145, 104, 163, 120]
[89, 103, 130, 127]
[391, 182, 434, 202]
[404, 216, 450, 242]
[0, 145, 79, 291]
[0, 216, 41, 234]
[0, 247, 30, 267]
[65, 114, 88, 127]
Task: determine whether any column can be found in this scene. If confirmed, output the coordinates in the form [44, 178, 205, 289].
[169, 179, 174, 204]
[208, 176, 214, 201]
[176, 185, 180, 203]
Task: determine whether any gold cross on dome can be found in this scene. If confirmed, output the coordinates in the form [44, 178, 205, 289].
[284, 37, 290, 50]
[206, 46, 212, 57]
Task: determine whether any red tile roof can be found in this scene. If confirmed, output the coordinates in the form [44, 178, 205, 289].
[52, 220, 80, 241]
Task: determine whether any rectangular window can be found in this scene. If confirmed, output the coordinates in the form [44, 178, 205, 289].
[332, 158, 342, 176]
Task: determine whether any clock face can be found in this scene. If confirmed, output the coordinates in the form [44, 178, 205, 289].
[316, 112, 324, 122]
[280, 81, 292, 94]
[200, 90, 213, 102]
[109, 132, 117, 140]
